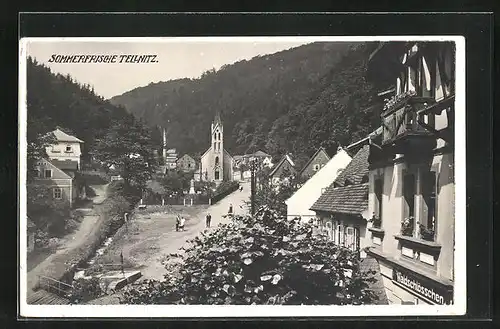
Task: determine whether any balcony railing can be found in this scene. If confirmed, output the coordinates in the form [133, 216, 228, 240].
[381, 91, 435, 146]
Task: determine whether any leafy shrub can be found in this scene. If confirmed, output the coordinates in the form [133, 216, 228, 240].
[211, 181, 240, 204]
[121, 207, 378, 305]
[67, 277, 104, 304]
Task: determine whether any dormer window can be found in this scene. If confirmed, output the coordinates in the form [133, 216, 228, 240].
[65, 145, 72, 153]
[44, 169, 52, 178]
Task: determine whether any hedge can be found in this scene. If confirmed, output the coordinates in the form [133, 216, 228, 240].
[211, 181, 240, 204]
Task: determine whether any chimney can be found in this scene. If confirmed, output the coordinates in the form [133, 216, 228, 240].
[162, 127, 167, 161]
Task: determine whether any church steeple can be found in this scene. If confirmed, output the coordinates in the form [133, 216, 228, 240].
[214, 110, 222, 127]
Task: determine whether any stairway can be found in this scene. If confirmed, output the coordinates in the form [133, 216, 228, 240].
[27, 290, 70, 305]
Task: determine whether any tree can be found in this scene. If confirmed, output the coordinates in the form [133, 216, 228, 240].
[94, 118, 157, 192]
[121, 207, 379, 305]
[160, 169, 192, 196]
[251, 168, 306, 217]
[27, 184, 71, 235]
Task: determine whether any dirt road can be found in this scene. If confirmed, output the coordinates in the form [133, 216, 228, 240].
[25, 184, 109, 295]
[96, 181, 251, 281]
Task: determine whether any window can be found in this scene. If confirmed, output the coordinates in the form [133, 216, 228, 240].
[403, 173, 416, 236]
[215, 170, 220, 180]
[65, 145, 72, 153]
[213, 142, 216, 151]
[374, 177, 383, 226]
[346, 227, 355, 251]
[53, 187, 62, 199]
[215, 156, 220, 166]
[421, 171, 437, 241]
[313, 164, 320, 171]
[44, 169, 52, 179]
[337, 225, 344, 247]
[188, 163, 191, 168]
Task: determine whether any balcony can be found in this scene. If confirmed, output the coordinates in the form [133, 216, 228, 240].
[381, 91, 437, 154]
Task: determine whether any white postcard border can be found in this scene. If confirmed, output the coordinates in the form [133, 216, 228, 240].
[19, 35, 466, 318]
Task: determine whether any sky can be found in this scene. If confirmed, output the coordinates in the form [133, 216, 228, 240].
[26, 39, 310, 99]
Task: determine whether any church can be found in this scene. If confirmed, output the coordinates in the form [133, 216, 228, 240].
[199, 112, 234, 184]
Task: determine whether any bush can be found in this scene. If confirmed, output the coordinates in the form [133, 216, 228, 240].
[212, 181, 240, 204]
[121, 207, 379, 305]
[67, 277, 105, 304]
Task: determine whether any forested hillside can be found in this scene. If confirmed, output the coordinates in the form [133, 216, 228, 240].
[26, 57, 161, 184]
[110, 42, 390, 168]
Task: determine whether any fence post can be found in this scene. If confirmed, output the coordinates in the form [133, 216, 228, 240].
[162, 198, 165, 206]
[190, 198, 193, 206]
[209, 198, 211, 205]
[183, 198, 186, 206]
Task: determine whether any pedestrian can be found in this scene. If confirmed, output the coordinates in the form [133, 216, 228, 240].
[175, 215, 180, 232]
[206, 213, 212, 228]
[179, 216, 186, 231]
[239, 186, 243, 192]
[228, 203, 233, 217]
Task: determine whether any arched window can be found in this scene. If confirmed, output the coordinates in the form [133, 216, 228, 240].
[215, 156, 220, 166]
[215, 170, 220, 180]
[218, 132, 221, 140]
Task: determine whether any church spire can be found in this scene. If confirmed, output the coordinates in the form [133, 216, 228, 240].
[214, 110, 222, 126]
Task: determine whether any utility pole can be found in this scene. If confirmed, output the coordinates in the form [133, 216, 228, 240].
[250, 159, 256, 216]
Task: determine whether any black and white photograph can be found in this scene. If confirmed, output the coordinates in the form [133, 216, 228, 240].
[18, 36, 465, 317]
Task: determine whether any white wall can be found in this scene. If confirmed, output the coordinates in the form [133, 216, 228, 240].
[46, 141, 82, 167]
[285, 149, 352, 221]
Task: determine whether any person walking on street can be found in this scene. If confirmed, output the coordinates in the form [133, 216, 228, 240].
[175, 215, 180, 232]
[206, 213, 212, 228]
[228, 203, 234, 219]
[239, 186, 243, 192]
[179, 216, 186, 231]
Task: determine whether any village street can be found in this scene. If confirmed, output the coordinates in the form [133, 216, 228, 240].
[95, 181, 251, 281]
[26, 183, 110, 296]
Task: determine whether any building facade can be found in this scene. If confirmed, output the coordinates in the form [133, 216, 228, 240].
[365, 41, 456, 305]
[165, 148, 178, 170]
[33, 158, 77, 207]
[200, 112, 234, 184]
[298, 147, 331, 179]
[285, 147, 351, 222]
[268, 154, 296, 186]
[177, 154, 197, 173]
[310, 144, 371, 257]
[45, 128, 84, 169]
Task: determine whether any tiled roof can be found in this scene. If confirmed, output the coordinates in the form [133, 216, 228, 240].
[51, 128, 84, 143]
[50, 159, 79, 171]
[359, 256, 389, 305]
[334, 144, 370, 187]
[310, 183, 368, 214]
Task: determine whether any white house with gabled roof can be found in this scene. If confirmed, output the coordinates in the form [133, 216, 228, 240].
[285, 147, 352, 223]
[45, 128, 84, 170]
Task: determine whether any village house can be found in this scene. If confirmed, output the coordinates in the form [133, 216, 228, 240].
[199, 112, 234, 184]
[233, 150, 273, 181]
[165, 148, 178, 170]
[310, 143, 372, 257]
[33, 158, 79, 207]
[297, 147, 331, 179]
[177, 154, 197, 173]
[268, 154, 296, 186]
[45, 128, 84, 170]
[285, 146, 352, 223]
[364, 41, 456, 305]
